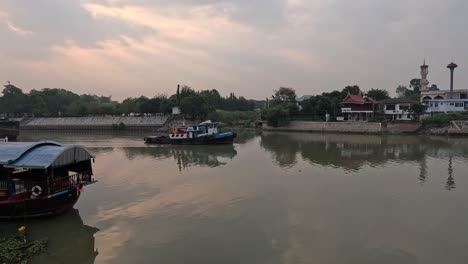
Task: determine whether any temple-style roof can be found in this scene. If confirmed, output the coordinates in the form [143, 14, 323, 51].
[0, 141, 94, 169]
[342, 94, 375, 104]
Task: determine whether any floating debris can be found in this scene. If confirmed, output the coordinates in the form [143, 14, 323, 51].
[0, 236, 47, 264]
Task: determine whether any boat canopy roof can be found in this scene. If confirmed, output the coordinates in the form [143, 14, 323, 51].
[0, 141, 95, 169]
[197, 120, 220, 126]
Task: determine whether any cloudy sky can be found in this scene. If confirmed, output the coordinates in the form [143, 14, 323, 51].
[0, 0, 467, 100]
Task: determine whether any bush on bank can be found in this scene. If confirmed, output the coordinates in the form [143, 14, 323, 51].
[207, 110, 260, 128]
[422, 112, 468, 127]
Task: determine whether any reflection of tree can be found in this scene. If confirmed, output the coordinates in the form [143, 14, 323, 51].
[446, 156, 456, 190]
[260, 133, 300, 167]
[124, 145, 237, 171]
[419, 156, 427, 185]
[232, 129, 258, 144]
[261, 132, 468, 189]
[28, 209, 99, 264]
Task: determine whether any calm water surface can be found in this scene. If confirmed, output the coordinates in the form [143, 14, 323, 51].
[2, 130, 468, 264]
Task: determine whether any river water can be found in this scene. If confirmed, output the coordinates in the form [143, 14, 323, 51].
[2, 130, 468, 264]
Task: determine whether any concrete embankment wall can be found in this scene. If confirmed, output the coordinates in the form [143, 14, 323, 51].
[20, 116, 170, 130]
[262, 121, 382, 133]
[384, 123, 421, 133]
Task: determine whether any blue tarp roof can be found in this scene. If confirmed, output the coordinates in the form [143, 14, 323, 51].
[0, 141, 94, 169]
[0, 141, 62, 164]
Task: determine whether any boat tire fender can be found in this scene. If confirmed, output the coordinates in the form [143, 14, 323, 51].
[31, 185, 42, 197]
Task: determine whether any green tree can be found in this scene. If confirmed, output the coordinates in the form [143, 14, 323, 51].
[176, 85, 181, 106]
[365, 88, 389, 101]
[263, 105, 289, 127]
[409, 103, 426, 120]
[341, 85, 361, 98]
[180, 95, 213, 120]
[270, 87, 299, 116]
[271, 87, 297, 106]
[410, 78, 421, 93]
[0, 83, 29, 116]
[300, 91, 342, 120]
[396, 85, 409, 98]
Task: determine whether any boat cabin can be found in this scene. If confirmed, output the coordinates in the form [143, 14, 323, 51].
[0, 141, 96, 202]
[169, 121, 220, 139]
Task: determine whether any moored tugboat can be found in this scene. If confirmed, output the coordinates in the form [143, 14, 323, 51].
[0, 141, 97, 219]
[145, 120, 236, 145]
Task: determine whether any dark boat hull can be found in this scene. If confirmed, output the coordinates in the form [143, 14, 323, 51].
[145, 133, 236, 145]
[144, 136, 172, 144]
[0, 188, 80, 220]
[170, 134, 236, 145]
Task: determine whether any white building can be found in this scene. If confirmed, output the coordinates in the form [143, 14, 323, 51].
[379, 98, 416, 121]
[172, 106, 181, 115]
[419, 61, 468, 113]
[426, 99, 468, 113]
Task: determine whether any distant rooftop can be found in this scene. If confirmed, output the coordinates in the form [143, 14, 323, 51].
[296, 95, 313, 102]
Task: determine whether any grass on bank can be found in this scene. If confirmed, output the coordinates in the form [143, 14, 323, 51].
[422, 112, 468, 127]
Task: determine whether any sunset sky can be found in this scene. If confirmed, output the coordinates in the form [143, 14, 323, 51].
[1, 0, 467, 101]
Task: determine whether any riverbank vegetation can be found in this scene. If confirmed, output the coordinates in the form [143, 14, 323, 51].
[0, 236, 47, 263]
[208, 110, 260, 128]
[0, 83, 263, 119]
[422, 112, 468, 127]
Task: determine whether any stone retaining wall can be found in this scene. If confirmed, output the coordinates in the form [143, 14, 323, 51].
[262, 121, 382, 133]
[21, 116, 170, 130]
[384, 123, 421, 133]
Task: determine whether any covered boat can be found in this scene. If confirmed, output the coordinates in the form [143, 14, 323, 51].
[145, 121, 236, 145]
[0, 141, 96, 219]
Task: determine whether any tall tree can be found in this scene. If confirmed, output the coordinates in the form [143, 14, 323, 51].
[176, 85, 181, 106]
[396, 85, 409, 98]
[0, 83, 29, 116]
[365, 88, 390, 101]
[410, 78, 421, 93]
[341, 85, 361, 98]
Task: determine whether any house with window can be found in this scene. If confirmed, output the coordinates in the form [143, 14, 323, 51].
[379, 98, 417, 121]
[341, 93, 376, 121]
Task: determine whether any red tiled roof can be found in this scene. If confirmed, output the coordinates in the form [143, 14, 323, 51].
[342, 94, 376, 104]
[342, 94, 366, 104]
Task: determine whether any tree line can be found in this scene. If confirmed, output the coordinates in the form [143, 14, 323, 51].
[0, 83, 262, 118]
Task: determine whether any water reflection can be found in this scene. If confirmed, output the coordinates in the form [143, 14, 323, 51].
[261, 132, 468, 189]
[0, 209, 98, 264]
[446, 155, 456, 190]
[123, 145, 237, 171]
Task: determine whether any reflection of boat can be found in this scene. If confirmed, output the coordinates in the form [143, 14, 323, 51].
[2, 209, 99, 264]
[125, 145, 237, 169]
[145, 121, 236, 145]
[0, 117, 19, 140]
[0, 141, 97, 219]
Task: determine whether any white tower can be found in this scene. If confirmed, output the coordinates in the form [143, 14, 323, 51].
[420, 59, 429, 91]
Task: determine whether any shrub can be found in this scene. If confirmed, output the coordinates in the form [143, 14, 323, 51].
[263, 105, 290, 127]
[423, 112, 468, 127]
